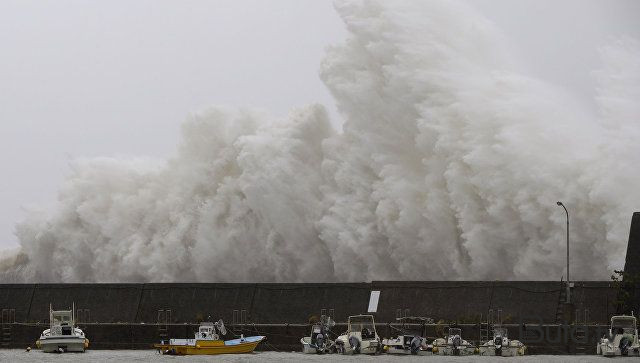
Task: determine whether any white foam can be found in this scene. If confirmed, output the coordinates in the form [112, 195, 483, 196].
[3, 1, 638, 282]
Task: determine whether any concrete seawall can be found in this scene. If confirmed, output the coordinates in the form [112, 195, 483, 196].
[0, 281, 618, 325]
[0, 281, 624, 354]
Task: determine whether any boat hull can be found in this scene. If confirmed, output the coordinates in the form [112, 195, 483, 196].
[382, 336, 432, 355]
[301, 337, 319, 354]
[336, 336, 380, 355]
[37, 337, 87, 353]
[478, 346, 524, 356]
[385, 346, 432, 355]
[597, 343, 640, 357]
[155, 336, 264, 355]
[433, 345, 475, 356]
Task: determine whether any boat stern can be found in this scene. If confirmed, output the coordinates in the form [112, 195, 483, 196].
[38, 337, 87, 353]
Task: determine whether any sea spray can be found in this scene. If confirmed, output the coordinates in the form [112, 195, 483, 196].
[2, 0, 638, 282]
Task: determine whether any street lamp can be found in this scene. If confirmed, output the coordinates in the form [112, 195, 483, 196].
[557, 201, 570, 303]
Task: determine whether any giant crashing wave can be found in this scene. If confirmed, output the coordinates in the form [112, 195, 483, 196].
[2, 0, 639, 282]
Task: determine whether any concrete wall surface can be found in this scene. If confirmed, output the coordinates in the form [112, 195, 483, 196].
[0, 281, 618, 326]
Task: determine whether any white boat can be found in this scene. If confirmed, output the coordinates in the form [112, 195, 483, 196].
[597, 314, 640, 357]
[382, 317, 433, 355]
[36, 303, 88, 353]
[301, 315, 336, 354]
[335, 314, 381, 354]
[383, 335, 432, 355]
[478, 326, 525, 356]
[432, 327, 475, 356]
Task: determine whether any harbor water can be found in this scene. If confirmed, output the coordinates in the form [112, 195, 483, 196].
[1, 350, 638, 363]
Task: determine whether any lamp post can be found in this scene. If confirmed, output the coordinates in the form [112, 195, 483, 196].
[557, 201, 570, 303]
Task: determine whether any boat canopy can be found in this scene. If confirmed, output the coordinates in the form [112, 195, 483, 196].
[199, 325, 215, 336]
[348, 315, 376, 334]
[51, 311, 72, 325]
[493, 327, 508, 337]
[611, 316, 636, 334]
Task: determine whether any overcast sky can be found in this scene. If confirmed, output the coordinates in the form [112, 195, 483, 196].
[1, 0, 638, 251]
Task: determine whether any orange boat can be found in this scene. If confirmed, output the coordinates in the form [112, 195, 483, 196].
[154, 320, 264, 355]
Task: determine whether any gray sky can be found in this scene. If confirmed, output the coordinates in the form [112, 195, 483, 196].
[0, 0, 638, 251]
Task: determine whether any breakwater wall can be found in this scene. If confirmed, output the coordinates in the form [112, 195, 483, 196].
[0, 281, 619, 325]
[0, 281, 625, 354]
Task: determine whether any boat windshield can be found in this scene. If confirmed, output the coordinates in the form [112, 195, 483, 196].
[494, 328, 507, 337]
[612, 317, 636, 334]
[349, 316, 375, 334]
[449, 328, 461, 336]
[51, 312, 72, 326]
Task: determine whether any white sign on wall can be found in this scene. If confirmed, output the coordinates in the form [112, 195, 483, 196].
[367, 290, 380, 313]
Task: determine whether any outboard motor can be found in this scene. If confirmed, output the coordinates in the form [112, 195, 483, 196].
[410, 336, 422, 355]
[494, 335, 503, 356]
[310, 326, 320, 346]
[620, 337, 632, 356]
[452, 335, 461, 356]
[315, 333, 325, 353]
[310, 324, 327, 352]
[349, 336, 361, 354]
[361, 327, 374, 339]
[215, 319, 227, 336]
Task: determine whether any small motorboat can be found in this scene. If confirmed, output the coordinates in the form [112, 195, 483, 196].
[301, 315, 336, 354]
[154, 319, 264, 355]
[432, 327, 475, 356]
[36, 303, 89, 353]
[382, 317, 433, 355]
[335, 314, 381, 354]
[597, 314, 640, 357]
[478, 326, 525, 356]
[383, 334, 432, 355]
